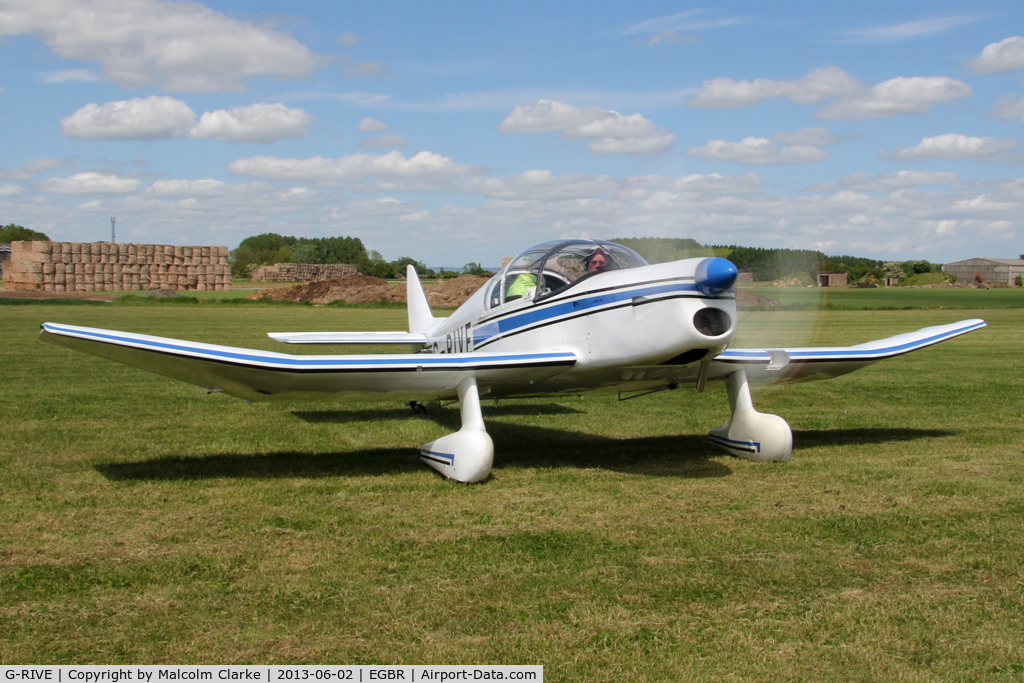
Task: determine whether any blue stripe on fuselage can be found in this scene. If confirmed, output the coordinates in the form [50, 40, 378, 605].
[472, 280, 705, 348]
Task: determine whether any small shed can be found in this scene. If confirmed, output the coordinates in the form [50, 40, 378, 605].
[942, 258, 1024, 285]
[817, 271, 848, 288]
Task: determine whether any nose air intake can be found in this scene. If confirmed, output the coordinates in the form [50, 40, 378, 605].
[695, 257, 738, 297]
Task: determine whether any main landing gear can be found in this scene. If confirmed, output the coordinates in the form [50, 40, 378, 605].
[419, 376, 494, 483]
[708, 369, 792, 462]
[417, 368, 790, 483]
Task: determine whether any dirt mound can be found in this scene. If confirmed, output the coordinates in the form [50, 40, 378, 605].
[736, 290, 778, 308]
[248, 273, 492, 307]
[424, 275, 491, 307]
[248, 274, 400, 305]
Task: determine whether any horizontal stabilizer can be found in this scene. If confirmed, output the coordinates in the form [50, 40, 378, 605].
[269, 331, 429, 345]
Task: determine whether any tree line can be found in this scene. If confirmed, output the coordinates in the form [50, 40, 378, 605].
[229, 233, 490, 279]
[613, 237, 941, 283]
[1, 224, 50, 242]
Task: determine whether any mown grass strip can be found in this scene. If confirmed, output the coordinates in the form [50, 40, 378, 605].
[0, 297, 109, 306]
[1, 301, 1021, 677]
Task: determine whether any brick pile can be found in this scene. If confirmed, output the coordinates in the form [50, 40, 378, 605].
[3, 241, 232, 292]
[251, 262, 358, 282]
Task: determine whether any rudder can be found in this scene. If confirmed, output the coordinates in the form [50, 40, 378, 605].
[406, 264, 436, 335]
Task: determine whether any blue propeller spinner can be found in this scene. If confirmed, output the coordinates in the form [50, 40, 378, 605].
[694, 257, 739, 297]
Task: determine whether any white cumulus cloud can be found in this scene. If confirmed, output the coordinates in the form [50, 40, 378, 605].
[60, 98, 312, 143]
[60, 96, 196, 140]
[459, 171, 621, 201]
[988, 95, 1024, 123]
[806, 171, 959, 193]
[0, 0, 324, 92]
[0, 158, 73, 181]
[145, 179, 234, 197]
[687, 68, 971, 121]
[686, 66, 862, 108]
[688, 137, 830, 165]
[189, 103, 314, 143]
[41, 69, 98, 83]
[38, 172, 142, 195]
[970, 36, 1024, 74]
[357, 117, 388, 132]
[228, 151, 480, 191]
[498, 100, 675, 156]
[883, 134, 1023, 162]
[816, 76, 972, 120]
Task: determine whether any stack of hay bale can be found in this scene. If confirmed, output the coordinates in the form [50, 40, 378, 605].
[251, 262, 358, 282]
[3, 241, 232, 292]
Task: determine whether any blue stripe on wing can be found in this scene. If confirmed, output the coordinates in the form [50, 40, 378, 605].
[41, 322, 576, 372]
[716, 319, 985, 365]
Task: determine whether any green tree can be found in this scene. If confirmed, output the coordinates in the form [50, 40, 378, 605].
[904, 259, 934, 275]
[231, 232, 373, 277]
[0, 224, 50, 242]
[392, 256, 431, 277]
[361, 251, 395, 279]
[612, 237, 710, 263]
[882, 262, 905, 280]
[290, 243, 321, 264]
[238, 233, 297, 253]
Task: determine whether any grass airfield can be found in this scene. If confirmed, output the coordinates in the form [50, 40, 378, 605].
[1, 293, 1023, 680]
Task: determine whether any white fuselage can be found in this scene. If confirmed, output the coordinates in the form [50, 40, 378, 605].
[419, 259, 736, 397]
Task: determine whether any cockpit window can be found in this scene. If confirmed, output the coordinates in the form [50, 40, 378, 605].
[502, 250, 546, 303]
[493, 240, 648, 307]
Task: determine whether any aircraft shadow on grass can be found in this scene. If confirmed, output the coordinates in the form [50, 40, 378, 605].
[93, 407, 955, 482]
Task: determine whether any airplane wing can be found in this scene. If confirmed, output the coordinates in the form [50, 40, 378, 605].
[711, 318, 986, 384]
[39, 322, 576, 402]
[268, 331, 428, 345]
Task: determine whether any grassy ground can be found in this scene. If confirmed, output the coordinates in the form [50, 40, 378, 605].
[1, 303, 1022, 680]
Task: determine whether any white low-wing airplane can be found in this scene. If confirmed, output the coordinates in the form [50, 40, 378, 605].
[40, 239, 985, 483]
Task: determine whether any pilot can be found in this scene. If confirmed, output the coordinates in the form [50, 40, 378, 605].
[583, 248, 612, 275]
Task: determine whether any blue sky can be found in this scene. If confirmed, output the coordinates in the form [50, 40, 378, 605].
[2, 0, 1024, 266]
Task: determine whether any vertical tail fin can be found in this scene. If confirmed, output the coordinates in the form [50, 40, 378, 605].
[406, 264, 436, 334]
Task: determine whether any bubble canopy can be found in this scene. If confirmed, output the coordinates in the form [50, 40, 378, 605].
[488, 239, 649, 308]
